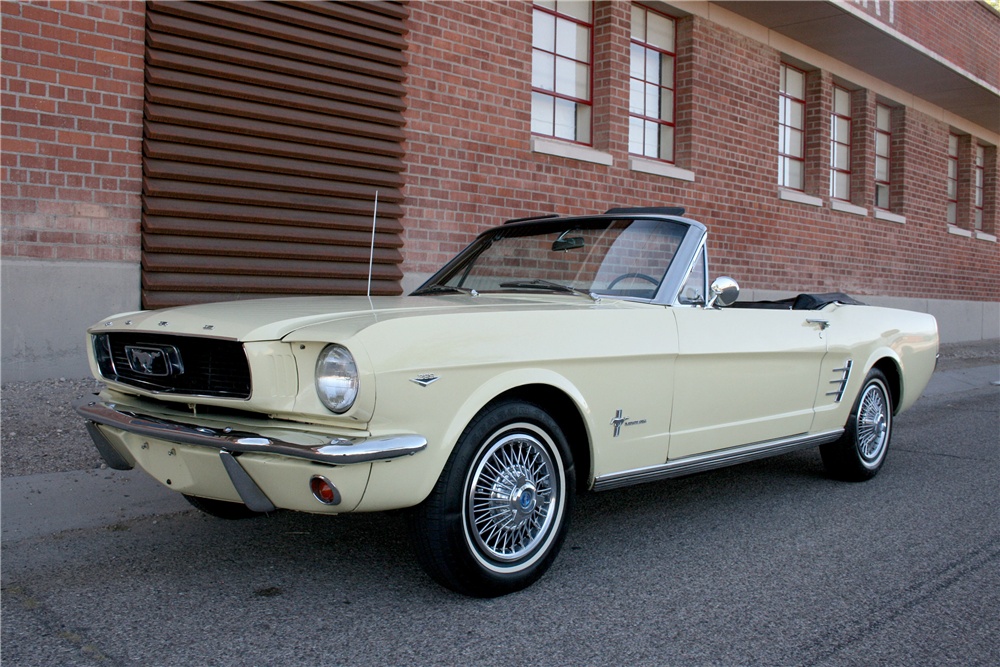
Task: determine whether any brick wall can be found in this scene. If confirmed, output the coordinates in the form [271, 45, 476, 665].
[1, 0, 145, 263]
[401, 1, 999, 301]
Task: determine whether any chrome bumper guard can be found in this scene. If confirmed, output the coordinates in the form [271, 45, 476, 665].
[73, 396, 428, 466]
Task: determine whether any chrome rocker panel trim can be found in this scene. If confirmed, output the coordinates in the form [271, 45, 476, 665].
[74, 396, 427, 466]
[593, 429, 845, 491]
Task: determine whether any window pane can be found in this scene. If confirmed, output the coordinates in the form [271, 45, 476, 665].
[976, 169, 984, 188]
[876, 132, 889, 157]
[784, 67, 805, 99]
[974, 209, 983, 230]
[876, 184, 889, 209]
[645, 49, 661, 85]
[558, 0, 591, 23]
[834, 88, 851, 115]
[948, 160, 957, 180]
[833, 144, 849, 170]
[787, 99, 803, 129]
[631, 4, 645, 40]
[679, 250, 705, 305]
[629, 43, 644, 80]
[647, 13, 674, 51]
[533, 10, 555, 51]
[532, 50, 555, 90]
[531, 92, 554, 136]
[786, 127, 803, 158]
[659, 124, 674, 161]
[832, 171, 849, 199]
[555, 58, 588, 99]
[629, 77, 644, 114]
[834, 117, 850, 143]
[536, 0, 556, 10]
[947, 202, 957, 224]
[949, 134, 959, 156]
[876, 105, 891, 131]
[659, 55, 674, 89]
[644, 120, 657, 158]
[645, 82, 659, 119]
[575, 102, 591, 144]
[975, 145, 985, 165]
[947, 178, 957, 199]
[554, 97, 576, 140]
[659, 88, 674, 122]
[778, 125, 786, 154]
[629, 115, 644, 154]
[786, 158, 804, 190]
[876, 156, 889, 181]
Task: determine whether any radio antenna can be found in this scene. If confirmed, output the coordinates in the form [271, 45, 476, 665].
[367, 191, 378, 308]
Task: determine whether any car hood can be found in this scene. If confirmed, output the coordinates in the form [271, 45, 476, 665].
[91, 294, 605, 342]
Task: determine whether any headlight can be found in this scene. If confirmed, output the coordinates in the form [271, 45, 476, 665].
[315, 344, 359, 413]
[93, 334, 115, 378]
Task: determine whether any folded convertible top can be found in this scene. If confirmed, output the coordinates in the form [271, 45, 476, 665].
[731, 292, 865, 310]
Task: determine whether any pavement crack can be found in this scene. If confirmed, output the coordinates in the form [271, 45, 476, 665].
[799, 535, 1000, 667]
[1, 582, 137, 667]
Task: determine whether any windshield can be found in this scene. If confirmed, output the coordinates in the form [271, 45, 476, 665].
[419, 217, 688, 300]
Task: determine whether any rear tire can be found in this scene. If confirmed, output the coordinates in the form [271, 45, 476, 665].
[411, 399, 575, 597]
[821, 369, 893, 482]
[183, 494, 264, 520]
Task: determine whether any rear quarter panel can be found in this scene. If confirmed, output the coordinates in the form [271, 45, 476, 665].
[812, 304, 938, 433]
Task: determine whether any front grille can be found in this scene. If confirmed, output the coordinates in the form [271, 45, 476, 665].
[96, 333, 252, 399]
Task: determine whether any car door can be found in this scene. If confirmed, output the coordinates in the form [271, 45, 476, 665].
[667, 307, 828, 460]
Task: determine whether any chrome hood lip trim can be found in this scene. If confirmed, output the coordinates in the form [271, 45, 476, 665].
[593, 429, 845, 491]
[73, 396, 427, 466]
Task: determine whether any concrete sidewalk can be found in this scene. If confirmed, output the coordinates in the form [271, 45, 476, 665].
[3, 362, 997, 544]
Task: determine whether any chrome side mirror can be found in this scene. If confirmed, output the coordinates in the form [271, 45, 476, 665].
[707, 276, 739, 309]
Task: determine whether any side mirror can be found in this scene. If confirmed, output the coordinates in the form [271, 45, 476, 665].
[707, 276, 739, 309]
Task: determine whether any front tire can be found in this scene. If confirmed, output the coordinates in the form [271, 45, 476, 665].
[411, 399, 575, 597]
[821, 369, 893, 482]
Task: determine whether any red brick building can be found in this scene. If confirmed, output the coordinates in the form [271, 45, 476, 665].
[2, 0, 998, 380]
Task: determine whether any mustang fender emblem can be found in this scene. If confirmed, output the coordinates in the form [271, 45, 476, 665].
[411, 374, 440, 387]
[611, 409, 646, 437]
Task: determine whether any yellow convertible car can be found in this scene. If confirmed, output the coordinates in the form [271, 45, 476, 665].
[75, 207, 938, 596]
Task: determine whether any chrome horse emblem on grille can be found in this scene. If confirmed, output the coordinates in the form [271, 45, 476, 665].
[125, 345, 184, 376]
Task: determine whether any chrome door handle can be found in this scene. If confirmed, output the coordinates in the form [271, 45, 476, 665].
[806, 319, 831, 330]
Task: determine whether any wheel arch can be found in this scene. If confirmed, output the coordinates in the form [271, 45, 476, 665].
[494, 383, 593, 494]
[870, 356, 902, 413]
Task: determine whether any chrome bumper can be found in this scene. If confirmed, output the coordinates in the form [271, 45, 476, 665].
[73, 396, 427, 467]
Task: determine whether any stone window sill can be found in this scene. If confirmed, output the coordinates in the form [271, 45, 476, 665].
[778, 189, 823, 208]
[975, 230, 997, 242]
[947, 225, 973, 237]
[629, 156, 695, 182]
[831, 199, 868, 217]
[531, 136, 613, 166]
[874, 209, 906, 224]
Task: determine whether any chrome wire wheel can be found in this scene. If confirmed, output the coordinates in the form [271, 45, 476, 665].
[856, 379, 890, 468]
[463, 422, 565, 573]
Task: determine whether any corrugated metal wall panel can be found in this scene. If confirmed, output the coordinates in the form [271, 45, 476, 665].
[142, 0, 408, 308]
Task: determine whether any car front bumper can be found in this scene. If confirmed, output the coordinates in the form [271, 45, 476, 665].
[74, 395, 427, 513]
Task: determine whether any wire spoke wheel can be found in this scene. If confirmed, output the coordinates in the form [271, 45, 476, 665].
[466, 430, 557, 563]
[856, 382, 889, 464]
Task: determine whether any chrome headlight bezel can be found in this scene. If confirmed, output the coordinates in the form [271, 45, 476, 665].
[314, 344, 360, 414]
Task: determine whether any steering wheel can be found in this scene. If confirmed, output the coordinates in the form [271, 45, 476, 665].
[607, 272, 660, 289]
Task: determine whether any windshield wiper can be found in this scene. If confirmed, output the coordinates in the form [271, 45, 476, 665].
[411, 284, 479, 297]
[498, 280, 601, 303]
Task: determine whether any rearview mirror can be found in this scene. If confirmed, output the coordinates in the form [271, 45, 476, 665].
[707, 276, 739, 308]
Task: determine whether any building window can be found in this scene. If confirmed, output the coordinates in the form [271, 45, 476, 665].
[628, 3, 675, 162]
[531, 1, 593, 144]
[946, 134, 959, 225]
[874, 104, 891, 209]
[779, 64, 806, 191]
[830, 86, 851, 200]
[974, 144, 984, 230]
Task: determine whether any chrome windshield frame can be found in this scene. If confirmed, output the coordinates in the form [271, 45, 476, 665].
[412, 213, 708, 306]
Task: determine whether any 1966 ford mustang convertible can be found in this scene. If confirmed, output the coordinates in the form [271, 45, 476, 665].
[75, 207, 938, 597]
